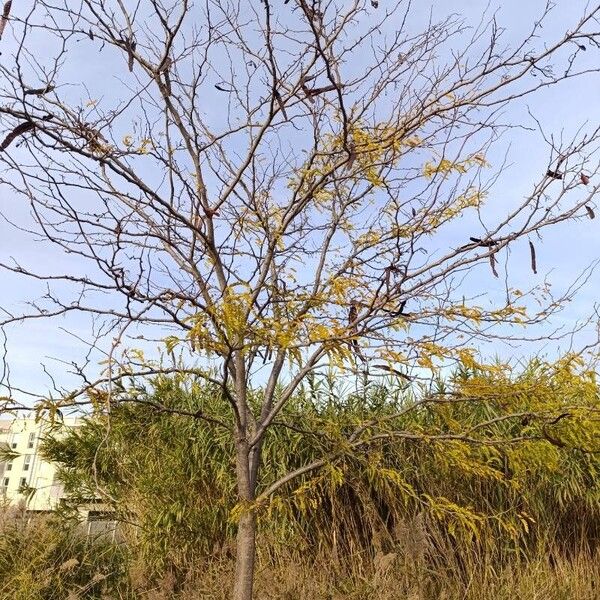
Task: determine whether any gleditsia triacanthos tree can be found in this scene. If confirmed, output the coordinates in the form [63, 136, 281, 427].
[0, 1, 600, 598]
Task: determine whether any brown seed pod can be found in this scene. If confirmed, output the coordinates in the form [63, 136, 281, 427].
[348, 301, 358, 326]
[529, 240, 537, 274]
[0, 1, 12, 41]
[470, 236, 498, 247]
[395, 299, 407, 316]
[304, 83, 342, 97]
[345, 142, 356, 171]
[274, 90, 288, 121]
[489, 252, 499, 278]
[372, 364, 412, 380]
[122, 38, 136, 72]
[24, 85, 55, 96]
[0, 121, 35, 151]
[0, 114, 54, 152]
[585, 205, 595, 219]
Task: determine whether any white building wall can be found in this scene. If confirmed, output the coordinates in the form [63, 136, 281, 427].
[0, 416, 80, 511]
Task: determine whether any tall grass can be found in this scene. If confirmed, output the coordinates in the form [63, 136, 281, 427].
[1, 514, 598, 599]
[0, 505, 128, 599]
[23, 361, 600, 597]
[163, 548, 600, 600]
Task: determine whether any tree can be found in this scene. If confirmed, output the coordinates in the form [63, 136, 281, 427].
[0, 1, 600, 598]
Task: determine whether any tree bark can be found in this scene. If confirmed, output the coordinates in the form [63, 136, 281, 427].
[233, 508, 257, 600]
[233, 438, 258, 600]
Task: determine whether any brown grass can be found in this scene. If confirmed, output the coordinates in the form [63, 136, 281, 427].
[132, 548, 599, 600]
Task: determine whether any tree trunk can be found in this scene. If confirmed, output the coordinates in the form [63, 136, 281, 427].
[233, 439, 258, 600]
[233, 509, 257, 600]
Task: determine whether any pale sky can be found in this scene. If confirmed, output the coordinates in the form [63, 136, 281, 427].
[1, 0, 600, 401]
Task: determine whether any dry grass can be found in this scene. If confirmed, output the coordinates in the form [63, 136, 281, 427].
[1, 501, 598, 599]
[134, 549, 599, 600]
[131, 517, 599, 600]
[0, 508, 128, 600]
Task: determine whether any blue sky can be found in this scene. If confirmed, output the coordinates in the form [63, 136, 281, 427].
[1, 0, 600, 400]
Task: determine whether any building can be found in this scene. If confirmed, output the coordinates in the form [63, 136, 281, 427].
[0, 415, 117, 538]
[0, 415, 80, 512]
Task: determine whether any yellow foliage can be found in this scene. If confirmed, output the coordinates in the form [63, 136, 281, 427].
[422, 153, 490, 179]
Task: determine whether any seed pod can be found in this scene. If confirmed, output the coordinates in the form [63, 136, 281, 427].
[345, 142, 356, 171]
[489, 252, 499, 278]
[529, 241, 537, 274]
[1, 121, 35, 151]
[372, 364, 412, 380]
[24, 85, 55, 96]
[123, 38, 136, 72]
[304, 83, 342, 97]
[0, 1, 12, 41]
[274, 90, 288, 121]
[585, 205, 595, 219]
[470, 236, 498, 247]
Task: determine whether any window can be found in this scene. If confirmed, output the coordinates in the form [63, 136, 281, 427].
[11, 442, 16, 449]
[19, 477, 26, 488]
[1, 478, 7, 495]
[23, 455, 31, 471]
[27, 433, 35, 449]
[6, 462, 12, 471]
[2, 478, 8, 487]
